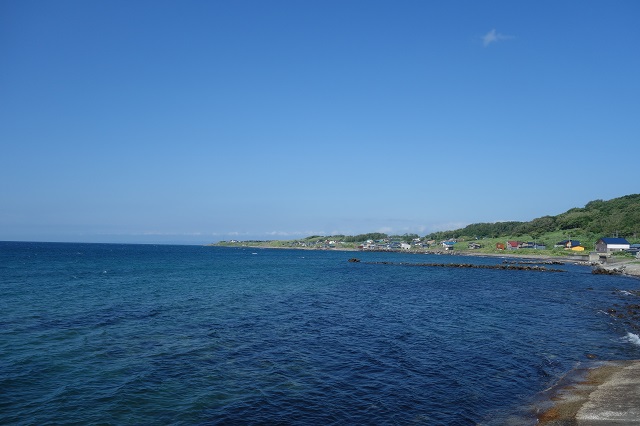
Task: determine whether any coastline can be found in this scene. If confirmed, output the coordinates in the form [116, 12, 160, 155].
[213, 244, 640, 278]
[598, 259, 640, 279]
[536, 360, 640, 425]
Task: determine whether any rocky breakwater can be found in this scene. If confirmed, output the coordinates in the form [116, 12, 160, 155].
[591, 260, 640, 278]
[592, 265, 627, 275]
[348, 259, 566, 272]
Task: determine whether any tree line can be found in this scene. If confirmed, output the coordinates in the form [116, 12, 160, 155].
[425, 194, 640, 240]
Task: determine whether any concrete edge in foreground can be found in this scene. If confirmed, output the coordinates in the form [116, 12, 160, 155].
[537, 360, 640, 425]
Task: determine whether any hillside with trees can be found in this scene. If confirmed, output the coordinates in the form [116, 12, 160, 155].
[425, 194, 640, 242]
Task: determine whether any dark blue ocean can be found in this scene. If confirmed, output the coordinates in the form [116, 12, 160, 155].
[2, 242, 639, 425]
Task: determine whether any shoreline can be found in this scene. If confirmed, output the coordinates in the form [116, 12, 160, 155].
[535, 360, 640, 424]
[214, 244, 640, 278]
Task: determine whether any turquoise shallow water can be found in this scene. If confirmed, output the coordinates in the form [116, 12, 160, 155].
[1, 242, 639, 425]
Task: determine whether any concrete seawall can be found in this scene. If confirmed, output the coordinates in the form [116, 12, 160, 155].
[537, 360, 640, 425]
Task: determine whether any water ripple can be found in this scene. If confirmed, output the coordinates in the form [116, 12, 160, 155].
[1, 243, 639, 424]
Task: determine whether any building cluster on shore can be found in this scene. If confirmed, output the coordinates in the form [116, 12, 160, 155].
[357, 238, 432, 251]
[219, 236, 640, 260]
[356, 237, 640, 257]
[496, 237, 639, 256]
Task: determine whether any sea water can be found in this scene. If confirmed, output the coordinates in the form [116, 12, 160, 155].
[1, 242, 639, 425]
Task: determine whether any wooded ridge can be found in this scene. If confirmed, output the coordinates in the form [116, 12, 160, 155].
[425, 194, 640, 241]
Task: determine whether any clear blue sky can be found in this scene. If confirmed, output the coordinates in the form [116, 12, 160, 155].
[2, 1, 639, 244]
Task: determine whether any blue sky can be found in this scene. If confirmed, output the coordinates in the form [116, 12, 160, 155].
[2, 0, 639, 244]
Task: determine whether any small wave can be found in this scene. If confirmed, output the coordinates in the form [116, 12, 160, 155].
[625, 333, 640, 346]
[619, 290, 633, 296]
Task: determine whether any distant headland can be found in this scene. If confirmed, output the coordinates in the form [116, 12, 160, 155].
[211, 194, 640, 277]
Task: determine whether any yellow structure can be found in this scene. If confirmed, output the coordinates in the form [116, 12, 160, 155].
[571, 246, 585, 251]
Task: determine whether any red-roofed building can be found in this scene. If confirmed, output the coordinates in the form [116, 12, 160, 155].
[506, 241, 520, 250]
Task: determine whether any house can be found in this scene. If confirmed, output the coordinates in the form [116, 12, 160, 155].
[468, 242, 482, 249]
[626, 243, 640, 254]
[506, 241, 520, 250]
[595, 237, 631, 253]
[496, 243, 505, 250]
[555, 240, 581, 249]
[442, 241, 456, 250]
[517, 242, 547, 250]
[400, 243, 411, 250]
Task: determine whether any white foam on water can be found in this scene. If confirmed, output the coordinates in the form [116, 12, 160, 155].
[619, 290, 633, 296]
[625, 333, 640, 346]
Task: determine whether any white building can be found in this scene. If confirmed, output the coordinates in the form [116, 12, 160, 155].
[595, 237, 631, 253]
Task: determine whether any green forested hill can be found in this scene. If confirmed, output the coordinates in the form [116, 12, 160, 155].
[426, 194, 640, 241]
